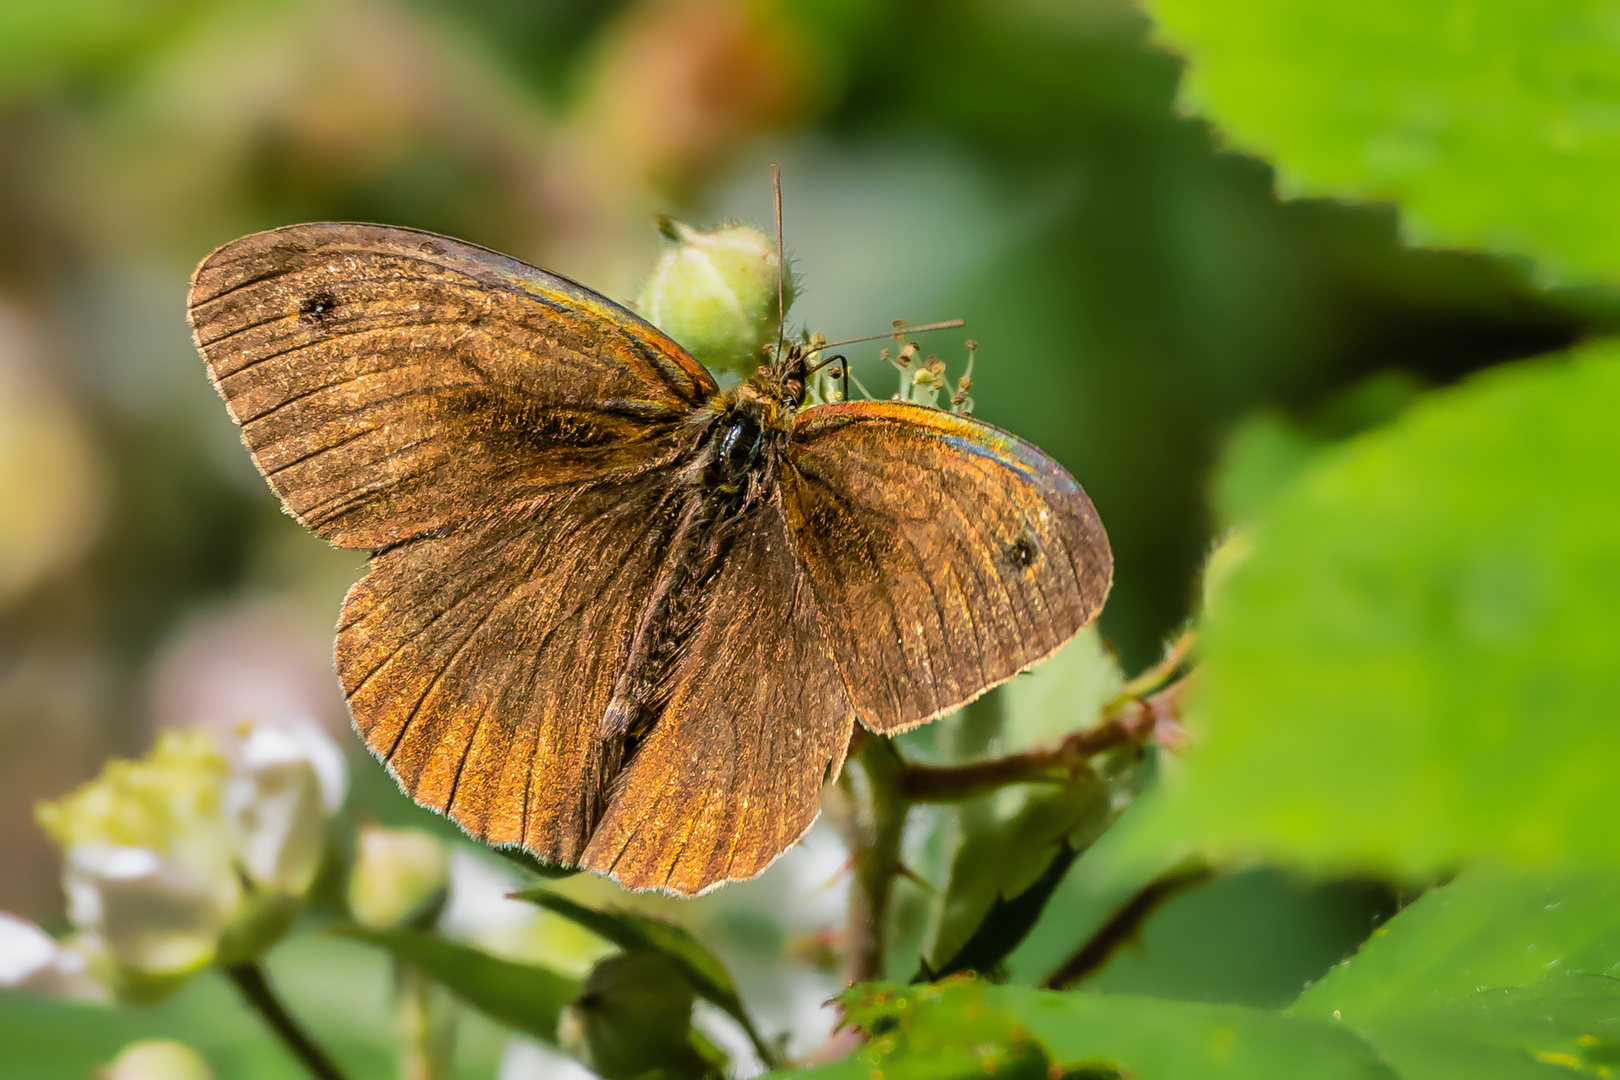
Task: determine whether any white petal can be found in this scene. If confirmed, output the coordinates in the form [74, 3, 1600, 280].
[226, 757, 325, 895]
[0, 913, 58, 987]
[64, 844, 238, 976]
[238, 716, 347, 812]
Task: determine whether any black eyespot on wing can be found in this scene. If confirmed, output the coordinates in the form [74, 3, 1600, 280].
[1005, 535, 1038, 570]
[298, 291, 338, 324]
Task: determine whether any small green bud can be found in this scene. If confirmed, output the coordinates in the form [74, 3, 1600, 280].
[101, 1039, 213, 1080]
[558, 951, 712, 1079]
[637, 219, 795, 377]
[347, 826, 448, 930]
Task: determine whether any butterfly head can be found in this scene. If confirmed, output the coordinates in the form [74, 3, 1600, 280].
[747, 340, 809, 408]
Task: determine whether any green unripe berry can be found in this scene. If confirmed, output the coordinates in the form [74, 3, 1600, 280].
[637, 218, 796, 377]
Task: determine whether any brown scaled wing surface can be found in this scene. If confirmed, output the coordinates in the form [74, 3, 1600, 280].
[188, 222, 1110, 895]
[783, 402, 1112, 732]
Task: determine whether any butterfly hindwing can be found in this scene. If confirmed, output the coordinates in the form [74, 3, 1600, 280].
[580, 491, 854, 894]
[187, 222, 715, 548]
[337, 474, 692, 863]
[782, 401, 1112, 732]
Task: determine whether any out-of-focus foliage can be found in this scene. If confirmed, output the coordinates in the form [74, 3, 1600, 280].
[2, 0, 1617, 1076]
[336, 925, 577, 1045]
[1130, 342, 1620, 873]
[1151, 0, 1620, 285]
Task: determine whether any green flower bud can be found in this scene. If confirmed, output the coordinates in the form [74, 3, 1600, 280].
[347, 826, 449, 930]
[558, 951, 713, 1079]
[637, 218, 796, 377]
[100, 1039, 213, 1080]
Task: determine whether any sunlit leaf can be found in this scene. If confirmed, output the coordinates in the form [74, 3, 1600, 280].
[921, 774, 1114, 979]
[1148, 0, 1620, 284]
[1293, 868, 1620, 1077]
[773, 979, 1393, 1079]
[919, 629, 1135, 977]
[1129, 344, 1620, 874]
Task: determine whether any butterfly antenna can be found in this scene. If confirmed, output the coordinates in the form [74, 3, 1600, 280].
[772, 163, 786, 366]
[804, 319, 966, 379]
[815, 318, 966, 352]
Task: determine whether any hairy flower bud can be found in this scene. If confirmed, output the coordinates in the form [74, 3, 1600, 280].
[637, 218, 796, 377]
[558, 952, 710, 1080]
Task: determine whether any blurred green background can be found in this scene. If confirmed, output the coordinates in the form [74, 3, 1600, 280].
[0, 0, 1603, 1074]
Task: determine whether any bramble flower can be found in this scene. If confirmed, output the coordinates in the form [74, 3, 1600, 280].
[226, 720, 347, 897]
[36, 730, 239, 989]
[19, 720, 347, 999]
[0, 912, 106, 1001]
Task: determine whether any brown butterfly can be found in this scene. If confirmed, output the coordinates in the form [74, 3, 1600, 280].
[187, 222, 1111, 895]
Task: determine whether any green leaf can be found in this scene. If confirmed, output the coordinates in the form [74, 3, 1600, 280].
[1147, 0, 1620, 284]
[1297, 868, 1620, 1015]
[513, 890, 776, 1067]
[775, 980, 1395, 1079]
[921, 774, 1114, 979]
[492, 845, 581, 881]
[999, 627, 1125, 750]
[1293, 868, 1620, 1077]
[918, 629, 1135, 977]
[1128, 344, 1620, 874]
[334, 924, 577, 1044]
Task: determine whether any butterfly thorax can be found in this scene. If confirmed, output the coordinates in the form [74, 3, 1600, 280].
[698, 370, 796, 498]
[584, 366, 795, 825]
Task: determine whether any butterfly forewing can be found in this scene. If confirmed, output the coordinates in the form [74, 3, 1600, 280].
[187, 223, 715, 548]
[782, 402, 1112, 732]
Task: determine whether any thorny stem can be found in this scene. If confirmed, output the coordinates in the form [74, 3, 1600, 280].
[896, 674, 1191, 804]
[834, 634, 1196, 986]
[224, 961, 350, 1080]
[839, 732, 911, 984]
[1108, 628, 1196, 711]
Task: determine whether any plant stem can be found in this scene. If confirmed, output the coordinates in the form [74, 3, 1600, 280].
[224, 961, 350, 1080]
[841, 733, 911, 983]
[1108, 629, 1197, 710]
[896, 675, 1190, 803]
[1041, 865, 1215, 989]
[395, 961, 456, 1080]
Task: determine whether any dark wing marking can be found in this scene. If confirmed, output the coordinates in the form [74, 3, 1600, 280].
[581, 492, 854, 895]
[782, 401, 1111, 732]
[187, 222, 716, 548]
